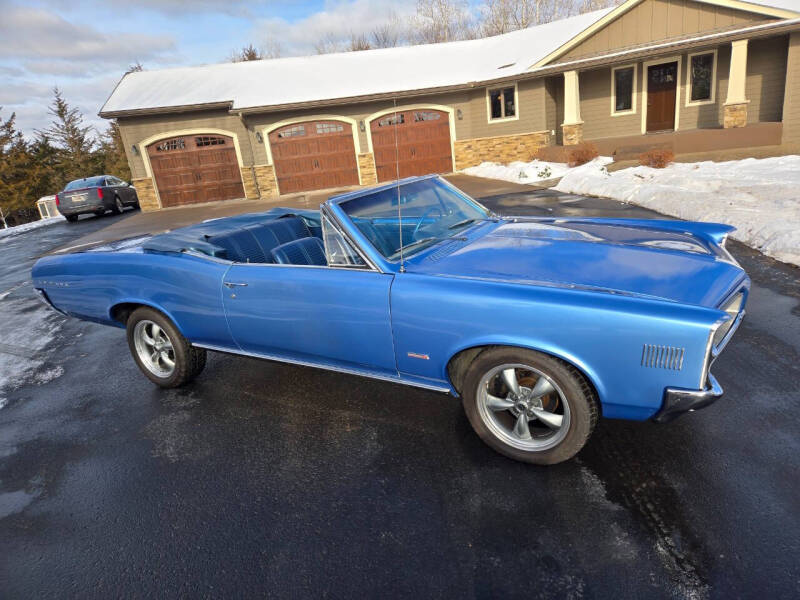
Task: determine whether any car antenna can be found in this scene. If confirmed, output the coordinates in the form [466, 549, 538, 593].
[393, 97, 405, 273]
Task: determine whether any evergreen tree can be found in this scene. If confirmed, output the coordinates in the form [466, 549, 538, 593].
[98, 122, 132, 181]
[40, 87, 97, 182]
[0, 110, 35, 226]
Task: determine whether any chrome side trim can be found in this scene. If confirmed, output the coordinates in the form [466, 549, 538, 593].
[193, 343, 452, 393]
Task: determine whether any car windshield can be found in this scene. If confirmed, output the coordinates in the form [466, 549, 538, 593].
[339, 178, 489, 260]
[65, 176, 105, 190]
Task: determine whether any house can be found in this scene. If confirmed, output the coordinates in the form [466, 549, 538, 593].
[100, 0, 800, 211]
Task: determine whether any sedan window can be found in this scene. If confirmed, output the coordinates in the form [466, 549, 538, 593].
[65, 176, 106, 190]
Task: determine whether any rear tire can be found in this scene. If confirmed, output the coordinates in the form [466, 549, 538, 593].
[65, 214, 78, 222]
[113, 196, 124, 214]
[126, 307, 206, 388]
[461, 347, 597, 465]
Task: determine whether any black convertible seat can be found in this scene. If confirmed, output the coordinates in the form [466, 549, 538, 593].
[271, 237, 327, 266]
[207, 217, 312, 263]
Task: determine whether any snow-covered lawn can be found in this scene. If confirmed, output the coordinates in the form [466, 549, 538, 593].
[464, 155, 800, 267]
[462, 159, 571, 184]
[0, 216, 65, 240]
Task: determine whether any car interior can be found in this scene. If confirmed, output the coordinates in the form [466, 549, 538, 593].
[143, 214, 331, 266]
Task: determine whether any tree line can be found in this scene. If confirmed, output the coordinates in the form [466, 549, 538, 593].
[0, 88, 130, 227]
[231, 0, 619, 60]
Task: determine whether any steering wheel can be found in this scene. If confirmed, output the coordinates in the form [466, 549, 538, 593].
[412, 207, 444, 239]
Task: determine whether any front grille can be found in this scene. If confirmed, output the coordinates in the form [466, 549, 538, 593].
[641, 344, 685, 370]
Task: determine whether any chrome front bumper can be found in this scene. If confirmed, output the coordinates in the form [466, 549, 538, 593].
[652, 373, 723, 424]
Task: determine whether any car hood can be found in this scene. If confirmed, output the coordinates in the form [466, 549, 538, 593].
[408, 218, 746, 307]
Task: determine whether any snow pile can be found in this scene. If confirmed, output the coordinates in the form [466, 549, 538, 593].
[462, 159, 571, 184]
[555, 156, 800, 266]
[0, 216, 65, 240]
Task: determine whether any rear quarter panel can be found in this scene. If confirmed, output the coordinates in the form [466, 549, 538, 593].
[32, 251, 234, 348]
[391, 273, 722, 420]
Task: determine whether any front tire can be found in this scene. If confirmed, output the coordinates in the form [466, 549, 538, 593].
[126, 307, 206, 388]
[462, 348, 597, 465]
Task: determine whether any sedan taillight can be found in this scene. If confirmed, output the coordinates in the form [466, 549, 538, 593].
[55, 194, 59, 205]
[97, 188, 104, 200]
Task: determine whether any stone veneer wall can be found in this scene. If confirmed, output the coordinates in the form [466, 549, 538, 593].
[453, 131, 550, 169]
[561, 123, 583, 146]
[357, 153, 378, 185]
[132, 177, 159, 212]
[239, 167, 260, 199]
[723, 103, 748, 129]
[254, 165, 279, 198]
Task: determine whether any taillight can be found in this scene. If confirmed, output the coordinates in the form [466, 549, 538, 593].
[97, 188, 104, 200]
[55, 194, 59, 205]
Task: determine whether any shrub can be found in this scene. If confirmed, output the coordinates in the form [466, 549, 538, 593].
[567, 142, 599, 167]
[638, 149, 674, 168]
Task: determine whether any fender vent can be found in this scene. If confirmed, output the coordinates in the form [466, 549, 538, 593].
[641, 344, 685, 370]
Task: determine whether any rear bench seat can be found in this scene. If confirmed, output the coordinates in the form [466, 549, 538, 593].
[205, 216, 315, 263]
[271, 237, 327, 265]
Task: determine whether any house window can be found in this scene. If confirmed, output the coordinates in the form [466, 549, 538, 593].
[611, 65, 636, 115]
[195, 136, 226, 146]
[487, 85, 516, 121]
[155, 138, 185, 152]
[277, 125, 306, 138]
[378, 114, 404, 127]
[688, 50, 717, 104]
[316, 122, 344, 134]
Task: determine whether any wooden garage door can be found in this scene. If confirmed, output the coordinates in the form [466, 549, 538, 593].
[370, 109, 453, 182]
[147, 134, 245, 208]
[269, 120, 359, 194]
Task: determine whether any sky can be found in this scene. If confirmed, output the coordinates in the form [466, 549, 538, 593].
[0, 0, 424, 138]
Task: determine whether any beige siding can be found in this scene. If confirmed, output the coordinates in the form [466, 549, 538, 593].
[118, 110, 252, 180]
[575, 35, 789, 139]
[783, 32, 800, 145]
[579, 65, 642, 139]
[562, 0, 772, 61]
[544, 76, 563, 144]
[746, 36, 789, 123]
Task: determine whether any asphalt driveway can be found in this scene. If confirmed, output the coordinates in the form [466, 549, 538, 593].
[1, 187, 798, 599]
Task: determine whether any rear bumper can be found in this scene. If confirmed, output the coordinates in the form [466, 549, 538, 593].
[58, 203, 103, 216]
[652, 373, 723, 423]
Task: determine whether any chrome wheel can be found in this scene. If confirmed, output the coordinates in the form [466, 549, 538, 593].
[115, 197, 124, 213]
[133, 320, 175, 378]
[477, 363, 570, 452]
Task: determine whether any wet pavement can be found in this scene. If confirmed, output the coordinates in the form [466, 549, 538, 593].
[1, 191, 798, 599]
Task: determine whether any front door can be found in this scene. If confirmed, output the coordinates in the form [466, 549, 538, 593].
[221, 265, 397, 374]
[646, 62, 678, 133]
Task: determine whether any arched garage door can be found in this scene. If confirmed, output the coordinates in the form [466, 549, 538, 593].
[269, 120, 360, 194]
[147, 134, 245, 208]
[370, 109, 453, 182]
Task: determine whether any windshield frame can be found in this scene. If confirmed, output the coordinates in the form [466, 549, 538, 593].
[327, 176, 490, 268]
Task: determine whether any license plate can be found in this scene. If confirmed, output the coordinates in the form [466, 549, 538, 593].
[72, 193, 87, 203]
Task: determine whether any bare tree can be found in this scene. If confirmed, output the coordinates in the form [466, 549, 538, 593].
[125, 61, 144, 74]
[371, 12, 405, 48]
[314, 32, 344, 55]
[409, 0, 476, 44]
[479, 0, 620, 36]
[229, 42, 281, 62]
[349, 32, 372, 51]
[577, 0, 620, 13]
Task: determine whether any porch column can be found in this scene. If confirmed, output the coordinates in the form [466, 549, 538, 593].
[724, 39, 749, 128]
[561, 70, 584, 145]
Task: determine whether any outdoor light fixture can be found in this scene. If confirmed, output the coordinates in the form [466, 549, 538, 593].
[256, 131, 263, 143]
[359, 120, 365, 132]
[131, 145, 139, 155]
[456, 109, 463, 120]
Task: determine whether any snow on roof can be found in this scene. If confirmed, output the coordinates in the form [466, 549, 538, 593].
[743, 0, 800, 14]
[100, 8, 613, 116]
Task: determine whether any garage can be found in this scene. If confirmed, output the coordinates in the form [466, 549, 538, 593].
[370, 109, 453, 182]
[147, 134, 245, 208]
[269, 120, 360, 194]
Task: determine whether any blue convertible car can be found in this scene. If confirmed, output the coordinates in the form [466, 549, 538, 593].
[32, 176, 748, 464]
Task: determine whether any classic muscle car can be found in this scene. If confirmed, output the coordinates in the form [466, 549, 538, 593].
[31, 176, 748, 464]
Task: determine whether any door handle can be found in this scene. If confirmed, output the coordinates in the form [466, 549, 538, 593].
[223, 282, 248, 288]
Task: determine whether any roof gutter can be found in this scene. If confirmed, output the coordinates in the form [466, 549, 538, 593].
[101, 17, 800, 120]
[100, 101, 234, 119]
